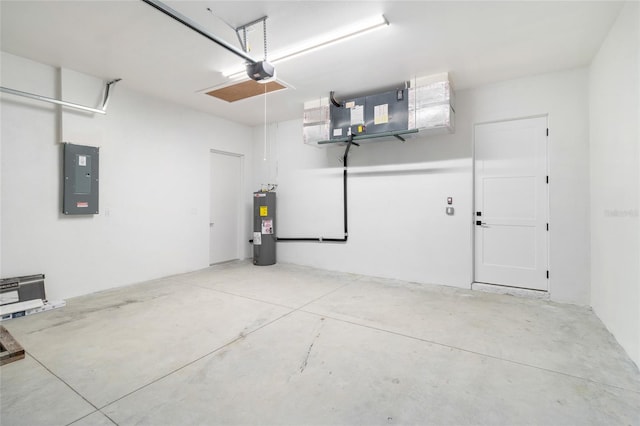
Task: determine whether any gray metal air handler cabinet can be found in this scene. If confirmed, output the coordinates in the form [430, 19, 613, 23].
[253, 191, 276, 266]
[302, 73, 455, 145]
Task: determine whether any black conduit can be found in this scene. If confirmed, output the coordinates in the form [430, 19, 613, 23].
[275, 135, 356, 244]
[329, 91, 343, 108]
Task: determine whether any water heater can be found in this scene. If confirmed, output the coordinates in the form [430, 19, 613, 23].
[253, 191, 276, 266]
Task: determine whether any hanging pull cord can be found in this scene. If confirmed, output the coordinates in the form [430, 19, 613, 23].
[263, 83, 268, 161]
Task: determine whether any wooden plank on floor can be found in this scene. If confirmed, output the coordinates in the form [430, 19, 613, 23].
[0, 325, 25, 366]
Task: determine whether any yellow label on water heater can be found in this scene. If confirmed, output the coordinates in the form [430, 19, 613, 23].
[260, 206, 268, 217]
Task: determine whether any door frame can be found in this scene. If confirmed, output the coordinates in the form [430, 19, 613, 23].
[471, 114, 551, 292]
[209, 149, 245, 265]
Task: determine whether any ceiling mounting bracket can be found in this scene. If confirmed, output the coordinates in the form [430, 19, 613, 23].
[235, 15, 268, 55]
[141, 0, 258, 65]
[0, 78, 122, 115]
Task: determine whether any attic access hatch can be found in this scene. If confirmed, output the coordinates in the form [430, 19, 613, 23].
[204, 79, 287, 102]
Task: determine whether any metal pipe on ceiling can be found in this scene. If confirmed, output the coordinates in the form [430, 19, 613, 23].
[141, 0, 258, 65]
[0, 79, 121, 115]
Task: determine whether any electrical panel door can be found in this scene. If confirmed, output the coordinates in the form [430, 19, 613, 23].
[63, 143, 99, 215]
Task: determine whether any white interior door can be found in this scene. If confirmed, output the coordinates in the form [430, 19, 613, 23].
[210, 151, 242, 265]
[474, 117, 548, 291]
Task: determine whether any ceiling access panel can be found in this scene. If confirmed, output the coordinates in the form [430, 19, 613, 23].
[205, 79, 287, 103]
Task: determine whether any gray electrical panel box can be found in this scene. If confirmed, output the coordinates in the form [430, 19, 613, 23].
[253, 191, 276, 266]
[63, 143, 99, 215]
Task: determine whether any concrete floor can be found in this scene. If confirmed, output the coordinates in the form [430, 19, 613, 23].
[1, 261, 639, 426]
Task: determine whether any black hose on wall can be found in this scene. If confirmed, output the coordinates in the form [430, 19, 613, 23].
[265, 134, 356, 244]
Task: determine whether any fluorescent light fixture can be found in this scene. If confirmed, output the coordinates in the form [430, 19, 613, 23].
[221, 14, 389, 79]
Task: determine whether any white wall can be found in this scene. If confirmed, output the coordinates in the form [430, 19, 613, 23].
[469, 69, 591, 304]
[589, 1, 639, 367]
[253, 67, 590, 304]
[1, 52, 254, 300]
[254, 117, 473, 289]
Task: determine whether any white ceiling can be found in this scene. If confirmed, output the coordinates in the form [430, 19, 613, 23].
[0, 1, 623, 126]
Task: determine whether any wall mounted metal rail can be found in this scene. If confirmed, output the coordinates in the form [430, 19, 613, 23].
[141, 0, 258, 65]
[0, 79, 122, 115]
[317, 128, 419, 145]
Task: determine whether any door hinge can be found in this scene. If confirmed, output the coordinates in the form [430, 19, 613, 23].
[546, 223, 549, 231]
[546, 175, 549, 184]
[547, 270, 550, 279]
[546, 128, 549, 136]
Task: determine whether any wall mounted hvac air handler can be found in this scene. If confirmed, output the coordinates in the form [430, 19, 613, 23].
[253, 191, 276, 266]
[303, 73, 455, 145]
